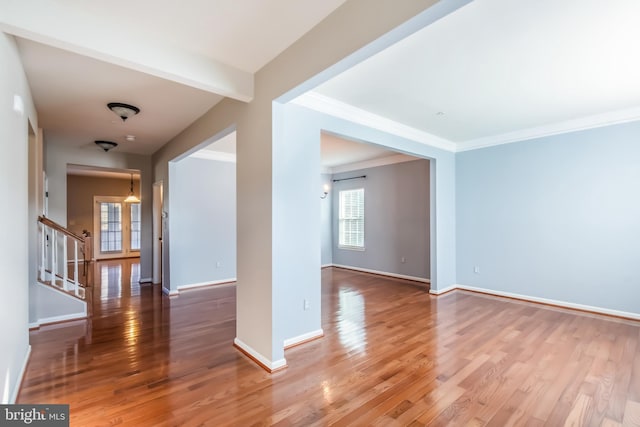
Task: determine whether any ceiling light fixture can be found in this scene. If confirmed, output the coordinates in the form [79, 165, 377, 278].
[108, 102, 140, 122]
[125, 135, 136, 142]
[95, 140, 118, 152]
[124, 173, 140, 203]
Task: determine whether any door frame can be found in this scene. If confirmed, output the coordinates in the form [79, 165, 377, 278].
[152, 181, 164, 284]
[93, 196, 141, 260]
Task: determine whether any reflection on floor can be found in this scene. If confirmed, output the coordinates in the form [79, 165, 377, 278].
[19, 264, 640, 426]
[96, 258, 141, 301]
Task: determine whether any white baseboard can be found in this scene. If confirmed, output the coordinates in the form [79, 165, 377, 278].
[433, 283, 640, 321]
[28, 322, 40, 329]
[321, 264, 333, 269]
[284, 329, 324, 349]
[162, 287, 179, 296]
[429, 284, 458, 295]
[233, 338, 287, 372]
[177, 278, 236, 291]
[139, 277, 153, 284]
[9, 345, 31, 403]
[36, 312, 87, 326]
[331, 264, 430, 284]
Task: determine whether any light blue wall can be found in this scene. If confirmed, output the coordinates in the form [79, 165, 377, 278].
[332, 159, 430, 280]
[320, 173, 333, 266]
[273, 103, 323, 351]
[170, 156, 236, 289]
[456, 121, 640, 315]
[315, 115, 456, 292]
[280, 104, 455, 297]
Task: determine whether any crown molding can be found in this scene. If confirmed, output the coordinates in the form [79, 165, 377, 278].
[292, 92, 457, 152]
[330, 153, 418, 174]
[189, 150, 236, 163]
[295, 92, 640, 154]
[457, 105, 640, 152]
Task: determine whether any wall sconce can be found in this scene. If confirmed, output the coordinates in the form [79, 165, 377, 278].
[320, 184, 330, 199]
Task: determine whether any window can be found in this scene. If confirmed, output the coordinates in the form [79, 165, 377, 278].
[130, 203, 141, 251]
[100, 202, 122, 252]
[339, 188, 364, 249]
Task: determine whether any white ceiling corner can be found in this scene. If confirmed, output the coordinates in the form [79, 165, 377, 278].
[311, 0, 640, 152]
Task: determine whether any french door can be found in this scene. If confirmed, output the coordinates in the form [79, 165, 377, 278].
[93, 196, 141, 259]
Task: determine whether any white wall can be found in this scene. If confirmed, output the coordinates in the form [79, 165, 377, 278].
[44, 140, 153, 280]
[0, 32, 37, 404]
[169, 156, 236, 290]
[456, 121, 640, 316]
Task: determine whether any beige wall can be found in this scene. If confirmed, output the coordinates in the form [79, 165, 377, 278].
[66, 175, 140, 238]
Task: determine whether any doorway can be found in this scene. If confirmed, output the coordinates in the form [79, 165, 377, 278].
[93, 196, 141, 260]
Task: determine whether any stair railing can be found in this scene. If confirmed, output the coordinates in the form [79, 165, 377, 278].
[38, 216, 91, 300]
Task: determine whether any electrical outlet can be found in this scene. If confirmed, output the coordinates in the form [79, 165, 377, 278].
[401, 257, 406, 263]
[216, 261, 221, 268]
[474, 266, 480, 274]
[303, 299, 310, 310]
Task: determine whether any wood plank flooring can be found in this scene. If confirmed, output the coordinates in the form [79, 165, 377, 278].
[19, 262, 640, 426]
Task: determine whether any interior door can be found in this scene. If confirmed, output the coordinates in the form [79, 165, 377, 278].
[93, 196, 141, 260]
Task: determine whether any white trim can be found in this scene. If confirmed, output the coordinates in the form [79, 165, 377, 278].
[9, 345, 31, 404]
[457, 105, 640, 152]
[431, 284, 640, 320]
[295, 93, 640, 155]
[292, 92, 457, 152]
[177, 278, 236, 291]
[283, 329, 324, 348]
[36, 312, 87, 325]
[28, 322, 40, 329]
[331, 264, 430, 284]
[233, 337, 287, 371]
[162, 287, 179, 296]
[330, 153, 419, 174]
[189, 150, 237, 163]
[429, 284, 458, 295]
[139, 277, 153, 284]
[321, 264, 333, 268]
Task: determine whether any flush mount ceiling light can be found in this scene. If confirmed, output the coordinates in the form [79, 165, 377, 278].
[107, 102, 140, 122]
[124, 173, 140, 203]
[95, 140, 118, 152]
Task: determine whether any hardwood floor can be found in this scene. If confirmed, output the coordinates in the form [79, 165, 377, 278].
[19, 263, 640, 426]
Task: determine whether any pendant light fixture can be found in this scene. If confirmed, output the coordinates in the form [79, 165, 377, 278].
[124, 173, 140, 203]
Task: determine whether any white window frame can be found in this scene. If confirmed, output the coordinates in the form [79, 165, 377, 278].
[338, 188, 365, 251]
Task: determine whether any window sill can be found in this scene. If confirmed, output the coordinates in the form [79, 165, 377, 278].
[338, 245, 365, 251]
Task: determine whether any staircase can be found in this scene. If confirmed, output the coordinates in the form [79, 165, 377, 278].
[38, 216, 91, 300]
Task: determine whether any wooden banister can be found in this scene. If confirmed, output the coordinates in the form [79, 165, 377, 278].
[37, 215, 91, 300]
[38, 216, 85, 242]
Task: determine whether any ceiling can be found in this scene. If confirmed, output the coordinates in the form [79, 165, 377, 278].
[309, 0, 640, 151]
[3, 0, 348, 156]
[5, 0, 640, 160]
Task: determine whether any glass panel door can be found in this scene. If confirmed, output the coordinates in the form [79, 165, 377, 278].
[100, 202, 123, 252]
[94, 196, 141, 259]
